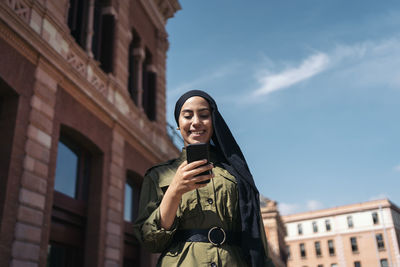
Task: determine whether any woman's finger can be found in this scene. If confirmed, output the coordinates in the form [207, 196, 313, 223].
[185, 163, 213, 178]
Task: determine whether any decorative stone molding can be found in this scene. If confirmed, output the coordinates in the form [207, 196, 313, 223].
[6, 0, 30, 23]
[66, 50, 86, 76]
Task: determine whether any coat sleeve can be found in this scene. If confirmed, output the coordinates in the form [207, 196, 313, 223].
[133, 170, 179, 253]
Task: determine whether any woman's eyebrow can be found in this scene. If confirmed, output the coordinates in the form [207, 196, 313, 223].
[181, 107, 210, 113]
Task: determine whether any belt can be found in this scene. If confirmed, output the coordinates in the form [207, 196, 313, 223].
[173, 227, 241, 246]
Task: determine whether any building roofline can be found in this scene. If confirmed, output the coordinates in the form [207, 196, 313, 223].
[282, 198, 400, 223]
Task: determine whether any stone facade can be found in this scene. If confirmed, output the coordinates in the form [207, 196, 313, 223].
[261, 197, 288, 267]
[0, 0, 181, 266]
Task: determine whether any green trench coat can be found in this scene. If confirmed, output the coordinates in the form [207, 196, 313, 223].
[133, 149, 274, 267]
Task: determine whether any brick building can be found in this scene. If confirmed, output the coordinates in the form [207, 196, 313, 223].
[261, 197, 288, 267]
[283, 199, 400, 267]
[0, 0, 180, 266]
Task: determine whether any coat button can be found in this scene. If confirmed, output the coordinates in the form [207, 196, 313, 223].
[207, 198, 213, 204]
[210, 263, 217, 267]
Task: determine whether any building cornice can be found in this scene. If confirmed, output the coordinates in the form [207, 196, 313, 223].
[140, 0, 181, 29]
[283, 199, 396, 223]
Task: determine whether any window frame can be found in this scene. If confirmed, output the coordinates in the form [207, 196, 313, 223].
[372, 212, 379, 225]
[376, 233, 385, 250]
[328, 239, 335, 256]
[299, 243, 306, 258]
[325, 219, 331, 231]
[347, 215, 354, 228]
[350, 237, 358, 253]
[297, 223, 303, 235]
[315, 241, 322, 257]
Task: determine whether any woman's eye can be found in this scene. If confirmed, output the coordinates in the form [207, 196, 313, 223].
[200, 113, 210, 119]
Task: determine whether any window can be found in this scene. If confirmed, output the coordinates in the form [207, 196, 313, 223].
[313, 221, 318, 233]
[47, 242, 83, 267]
[124, 176, 141, 222]
[286, 245, 291, 260]
[123, 171, 143, 266]
[331, 264, 337, 267]
[298, 223, 303, 235]
[299, 243, 306, 258]
[354, 261, 361, 267]
[67, 0, 90, 49]
[128, 30, 141, 105]
[92, 2, 115, 73]
[328, 240, 335, 256]
[47, 129, 103, 267]
[54, 138, 90, 200]
[325, 219, 331, 231]
[347, 215, 354, 228]
[380, 259, 388, 267]
[372, 212, 379, 225]
[315, 241, 322, 256]
[142, 49, 157, 121]
[318, 265, 323, 267]
[350, 237, 358, 252]
[376, 233, 385, 250]
[0, 86, 20, 225]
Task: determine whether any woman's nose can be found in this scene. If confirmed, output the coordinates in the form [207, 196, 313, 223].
[192, 115, 201, 125]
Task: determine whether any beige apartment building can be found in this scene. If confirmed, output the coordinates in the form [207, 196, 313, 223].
[283, 199, 400, 267]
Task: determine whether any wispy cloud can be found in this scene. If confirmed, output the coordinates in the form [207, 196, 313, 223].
[278, 202, 302, 216]
[279, 200, 324, 215]
[249, 36, 400, 101]
[393, 164, 400, 172]
[306, 200, 324, 211]
[253, 53, 330, 96]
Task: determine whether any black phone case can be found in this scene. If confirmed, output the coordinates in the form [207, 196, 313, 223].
[186, 143, 211, 184]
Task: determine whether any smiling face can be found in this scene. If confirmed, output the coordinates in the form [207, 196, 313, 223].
[178, 96, 213, 146]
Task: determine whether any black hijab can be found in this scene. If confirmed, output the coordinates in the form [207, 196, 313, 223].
[174, 90, 266, 266]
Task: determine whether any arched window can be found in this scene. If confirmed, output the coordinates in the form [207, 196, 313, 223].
[48, 126, 102, 267]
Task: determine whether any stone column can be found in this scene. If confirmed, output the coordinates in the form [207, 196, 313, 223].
[10, 67, 57, 267]
[104, 129, 125, 267]
[133, 47, 145, 110]
[86, 0, 95, 57]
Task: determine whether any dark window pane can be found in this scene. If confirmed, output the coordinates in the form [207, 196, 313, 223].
[328, 240, 335, 255]
[315, 241, 321, 256]
[55, 141, 79, 198]
[47, 242, 83, 267]
[300, 243, 306, 258]
[124, 182, 133, 222]
[351, 237, 358, 252]
[347, 216, 354, 228]
[376, 234, 385, 249]
[372, 212, 379, 224]
[354, 261, 361, 267]
[313, 221, 318, 233]
[298, 224, 303, 235]
[380, 259, 388, 267]
[325, 219, 331, 231]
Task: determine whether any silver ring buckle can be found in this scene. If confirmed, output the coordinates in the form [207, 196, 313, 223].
[208, 227, 226, 246]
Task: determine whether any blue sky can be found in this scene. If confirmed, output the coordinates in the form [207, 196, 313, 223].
[165, 1, 400, 215]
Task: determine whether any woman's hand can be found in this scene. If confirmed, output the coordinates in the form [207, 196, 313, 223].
[169, 160, 214, 197]
[159, 160, 213, 230]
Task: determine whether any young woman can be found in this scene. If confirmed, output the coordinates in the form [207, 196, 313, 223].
[134, 90, 274, 267]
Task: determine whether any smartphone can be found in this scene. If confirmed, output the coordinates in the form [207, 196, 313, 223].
[186, 143, 211, 184]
